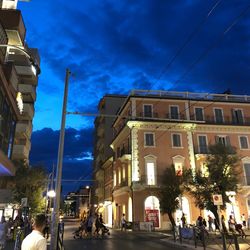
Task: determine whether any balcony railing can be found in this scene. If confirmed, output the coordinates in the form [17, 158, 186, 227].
[116, 147, 131, 159]
[139, 112, 159, 119]
[194, 146, 209, 154]
[130, 90, 250, 103]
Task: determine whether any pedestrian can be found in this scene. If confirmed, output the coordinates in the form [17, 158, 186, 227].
[181, 213, 187, 228]
[121, 213, 127, 231]
[21, 214, 47, 250]
[86, 213, 94, 237]
[221, 215, 228, 234]
[208, 215, 213, 232]
[0, 216, 7, 249]
[228, 215, 236, 233]
[241, 214, 246, 228]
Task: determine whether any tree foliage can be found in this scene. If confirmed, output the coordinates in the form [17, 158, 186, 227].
[13, 161, 47, 214]
[185, 143, 240, 223]
[158, 165, 187, 227]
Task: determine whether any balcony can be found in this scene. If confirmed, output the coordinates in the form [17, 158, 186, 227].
[166, 113, 186, 120]
[139, 112, 159, 120]
[18, 84, 36, 102]
[12, 144, 30, 160]
[2, 62, 18, 91]
[117, 147, 131, 161]
[22, 103, 34, 120]
[15, 121, 32, 139]
[0, 9, 26, 43]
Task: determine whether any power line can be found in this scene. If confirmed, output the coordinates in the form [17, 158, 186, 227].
[115, 1, 223, 131]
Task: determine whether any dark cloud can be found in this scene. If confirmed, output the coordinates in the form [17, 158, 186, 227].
[30, 128, 93, 194]
[18, 0, 250, 193]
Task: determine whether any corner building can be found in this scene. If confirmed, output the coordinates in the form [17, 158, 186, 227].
[0, 0, 40, 219]
[109, 90, 250, 229]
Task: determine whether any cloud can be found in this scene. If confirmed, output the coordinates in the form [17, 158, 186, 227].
[18, 0, 250, 193]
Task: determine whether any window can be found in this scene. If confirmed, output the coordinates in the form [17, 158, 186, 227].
[198, 135, 208, 153]
[215, 135, 230, 147]
[145, 155, 157, 186]
[195, 107, 204, 121]
[232, 109, 244, 124]
[240, 136, 249, 149]
[172, 134, 182, 147]
[174, 163, 183, 176]
[244, 163, 250, 185]
[170, 106, 179, 119]
[146, 162, 156, 185]
[143, 104, 153, 117]
[214, 108, 224, 123]
[144, 133, 155, 147]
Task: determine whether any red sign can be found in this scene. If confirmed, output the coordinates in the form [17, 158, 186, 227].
[145, 209, 159, 227]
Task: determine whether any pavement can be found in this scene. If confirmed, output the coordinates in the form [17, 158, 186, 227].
[5, 219, 250, 250]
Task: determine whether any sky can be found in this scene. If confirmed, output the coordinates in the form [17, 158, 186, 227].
[17, 0, 250, 195]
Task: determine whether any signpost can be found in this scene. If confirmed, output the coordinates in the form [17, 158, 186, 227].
[213, 194, 223, 230]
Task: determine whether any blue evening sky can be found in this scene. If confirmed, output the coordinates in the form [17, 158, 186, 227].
[17, 0, 250, 194]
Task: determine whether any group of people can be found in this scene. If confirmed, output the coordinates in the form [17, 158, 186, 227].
[74, 212, 109, 238]
[0, 213, 47, 250]
[180, 213, 248, 238]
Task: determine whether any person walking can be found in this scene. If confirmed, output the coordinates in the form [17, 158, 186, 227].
[181, 213, 187, 228]
[208, 215, 213, 232]
[0, 216, 7, 249]
[21, 214, 47, 250]
[121, 214, 127, 231]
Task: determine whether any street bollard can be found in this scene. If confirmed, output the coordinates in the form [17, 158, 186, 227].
[193, 227, 197, 248]
[233, 234, 240, 250]
[173, 227, 176, 242]
[200, 228, 206, 250]
[221, 232, 227, 250]
[179, 225, 182, 244]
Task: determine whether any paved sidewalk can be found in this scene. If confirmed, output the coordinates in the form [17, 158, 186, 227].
[157, 229, 250, 250]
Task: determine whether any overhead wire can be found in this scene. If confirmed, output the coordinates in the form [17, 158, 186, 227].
[116, 0, 223, 128]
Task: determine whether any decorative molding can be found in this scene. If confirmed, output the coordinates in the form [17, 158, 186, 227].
[131, 127, 139, 181]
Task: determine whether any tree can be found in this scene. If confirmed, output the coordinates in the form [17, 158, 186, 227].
[13, 161, 47, 214]
[158, 165, 186, 228]
[185, 143, 240, 225]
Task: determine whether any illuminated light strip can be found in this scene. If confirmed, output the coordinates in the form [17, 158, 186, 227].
[16, 92, 23, 114]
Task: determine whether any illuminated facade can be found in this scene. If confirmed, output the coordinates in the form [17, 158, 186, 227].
[93, 95, 126, 223]
[0, 0, 40, 218]
[109, 90, 250, 229]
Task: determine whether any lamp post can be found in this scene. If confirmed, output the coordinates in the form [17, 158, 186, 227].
[50, 68, 71, 250]
[0, 44, 41, 75]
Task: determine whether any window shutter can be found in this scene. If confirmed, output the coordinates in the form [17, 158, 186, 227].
[226, 136, 231, 146]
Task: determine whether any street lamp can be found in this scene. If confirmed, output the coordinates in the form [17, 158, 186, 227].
[50, 68, 71, 250]
[0, 44, 41, 75]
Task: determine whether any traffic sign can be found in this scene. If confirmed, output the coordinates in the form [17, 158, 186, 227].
[212, 194, 223, 205]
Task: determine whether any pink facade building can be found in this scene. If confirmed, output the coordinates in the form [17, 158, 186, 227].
[96, 90, 250, 229]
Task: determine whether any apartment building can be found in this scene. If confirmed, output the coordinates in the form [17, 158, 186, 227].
[93, 95, 126, 225]
[0, 0, 40, 219]
[108, 90, 250, 229]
